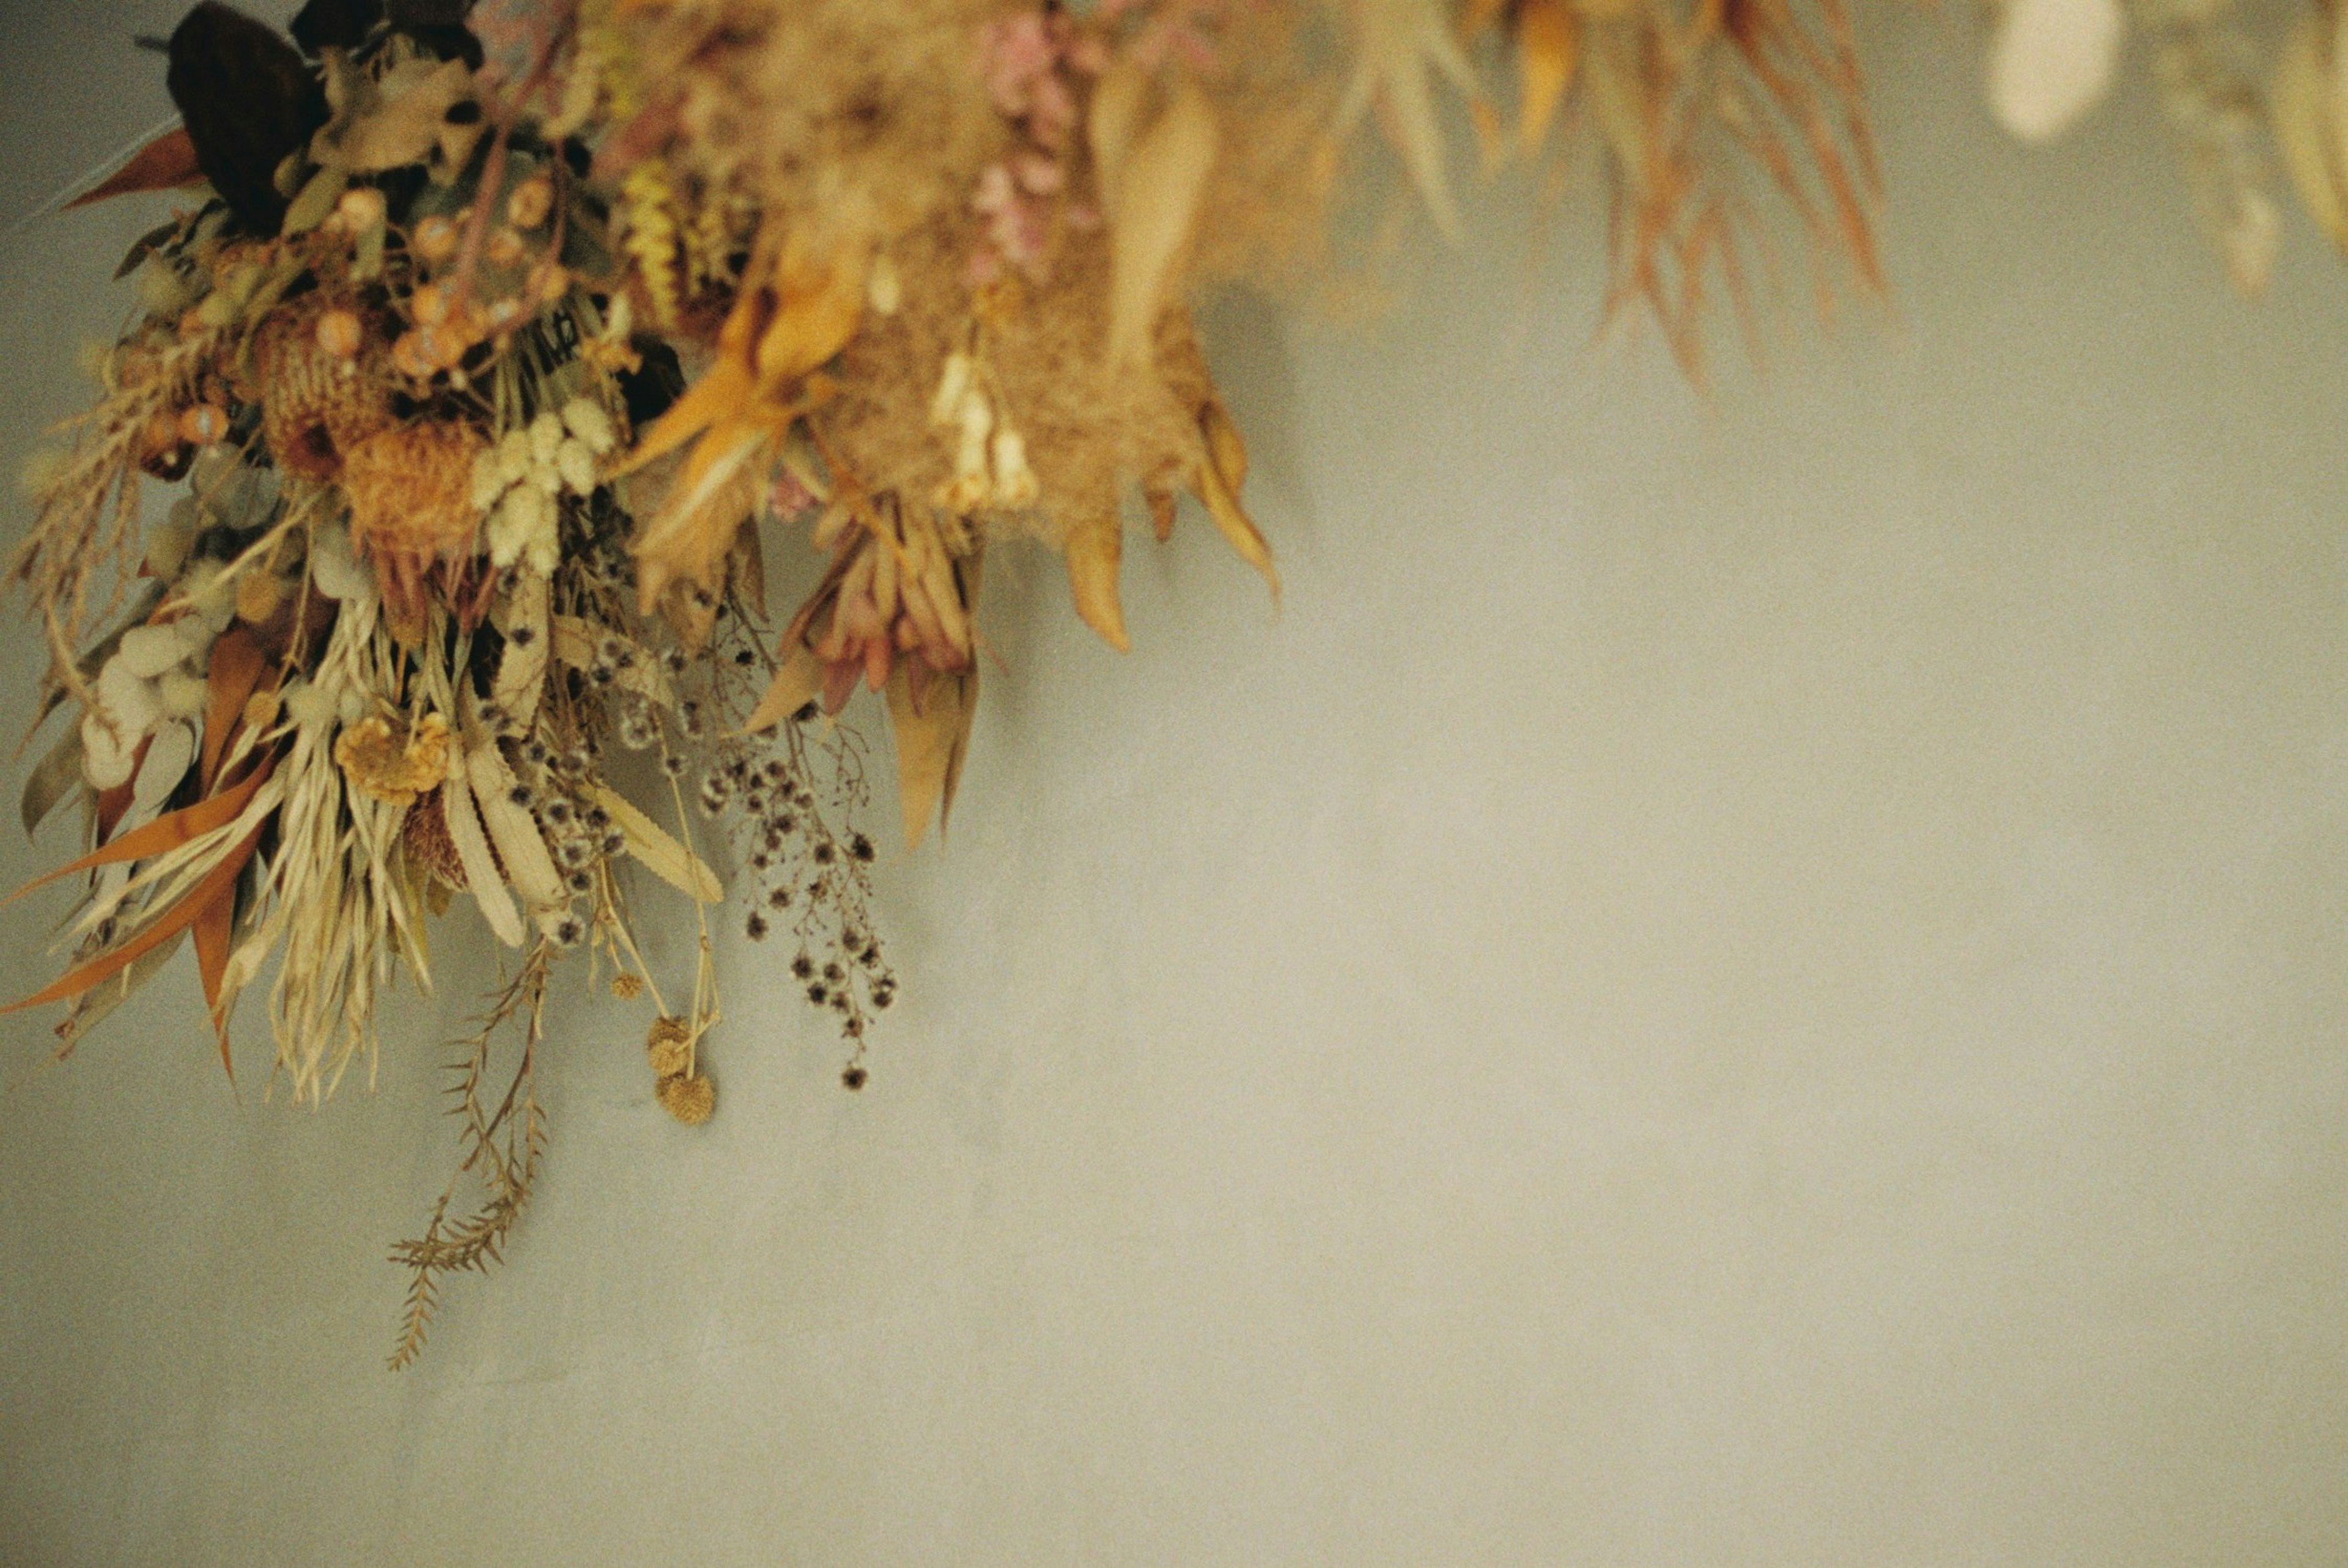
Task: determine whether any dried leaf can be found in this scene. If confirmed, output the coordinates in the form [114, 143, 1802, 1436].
[2, 760, 274, 911]
[2273, 12, 2348, 253]
[440, 765, 523, 946]
[1065, 510, 1130, 652]
[192, 868, 239, 1078]
[281, 166, 349, 237]
[467, 741, 566, 933]
[166, 2, 330, 235]
[4, 815, 264, 1018]
[744, 647, 824, 736]
[489, 572, 552, 729]
[1332, 0, 1479, 240]
[1105, 76, 1220, 369]
[21, 726, 86, 840]
[754, 241, 866, 388]
[56, 930, 186, 1050]
[885, 658, 977, 853]
[201, 626, 268, 791]
[1088, 57, 1151, 212]
[1516, 0, 1578, 155]
[588, 784, 722, 904]
[67, 127, 205, 209]
[1193, 456, 1280, 597]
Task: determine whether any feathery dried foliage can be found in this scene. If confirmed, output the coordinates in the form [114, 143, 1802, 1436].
[389, 949, 549, 1370]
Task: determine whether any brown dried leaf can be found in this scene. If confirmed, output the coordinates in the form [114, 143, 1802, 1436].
[1065, 510, 1129, 652]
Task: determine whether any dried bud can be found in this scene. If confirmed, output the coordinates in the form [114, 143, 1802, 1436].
[505, 178, 553, 230]
[314, 308, 363, 361]
[335, 187, 386, 231]
[411, 215, 461, 265]
[177, 404, 230, 446]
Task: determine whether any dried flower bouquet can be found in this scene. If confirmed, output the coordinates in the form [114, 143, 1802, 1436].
[7, 0, 2341, 1363]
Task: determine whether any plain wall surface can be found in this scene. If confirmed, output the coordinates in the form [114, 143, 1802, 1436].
[1, 4, 2342, 1565]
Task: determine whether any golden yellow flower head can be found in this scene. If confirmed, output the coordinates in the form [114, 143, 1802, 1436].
[335, 712, 452, 807]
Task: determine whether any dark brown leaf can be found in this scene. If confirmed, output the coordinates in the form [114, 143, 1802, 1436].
[166, 2, 330, 235]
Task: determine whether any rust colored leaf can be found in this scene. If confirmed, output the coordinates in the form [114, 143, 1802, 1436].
[67, 127, 205, 209]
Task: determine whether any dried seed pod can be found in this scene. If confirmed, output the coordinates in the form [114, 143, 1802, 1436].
[177, 403, 229, 444]
[646, 1015, 692, 1077]
[656, 1072, 715, 1125]
[335, 186, 386, 231]
[314, 307, 363, 360]
[412, 214, 460, 264]
[389, 331, 435, 380]
[400, 785, 470, 889]
[234, 570, 288, 627]
[135, 409, 183, 463]
[504, 177, 553, 230]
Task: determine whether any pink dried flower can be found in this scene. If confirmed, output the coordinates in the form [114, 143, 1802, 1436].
[981, 13, 1058, 116]
[1014, 153, 1066, 196]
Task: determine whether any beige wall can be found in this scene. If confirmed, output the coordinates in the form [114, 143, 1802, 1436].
[1, 5, 2341, 1564]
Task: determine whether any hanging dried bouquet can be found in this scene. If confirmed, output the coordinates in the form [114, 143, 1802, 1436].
[7, 0, 2342, 1364]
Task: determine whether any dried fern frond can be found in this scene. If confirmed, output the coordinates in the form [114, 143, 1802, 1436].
[388, 948, 550, 1372]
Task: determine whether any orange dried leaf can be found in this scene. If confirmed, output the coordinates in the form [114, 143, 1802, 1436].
[67, 127, 204, 209]
[1, 760, 274, 911]
[1517, 0, 1578, 155]
[4, 819, 265, 1022]
[200, 625, 267, 791]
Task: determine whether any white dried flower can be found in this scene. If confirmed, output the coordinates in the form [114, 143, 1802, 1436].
[497, 429, 533, 487]
[930, 352, 973, 427]
[470, 445, 510, 511]
[559, 397, 616, 455]
[158, 668, 210, 720]
[528, 411, 565, 466]
[117, 624, 189, 679]
[556, 437, 599, 496]
[990, 427, 1038, 507]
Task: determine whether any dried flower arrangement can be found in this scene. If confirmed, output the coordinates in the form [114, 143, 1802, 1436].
[7, 0, 2342, 1363]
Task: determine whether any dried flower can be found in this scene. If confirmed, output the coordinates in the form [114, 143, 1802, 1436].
[339, 421, 490, 642]
[647, 1015, 693, 1077]
[336, 712, 452, 807]
[656, 1072, 715, 1125]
